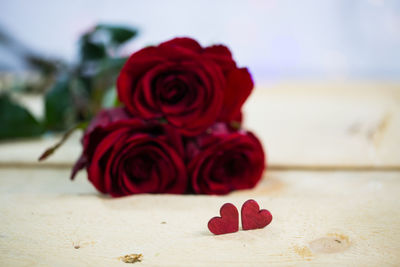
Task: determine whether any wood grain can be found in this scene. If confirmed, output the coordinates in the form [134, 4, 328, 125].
[0, 168, 399, 266]
[243, 81, 400, 169]
[1, 82, 400, 266]
[1, 82, 399, 169]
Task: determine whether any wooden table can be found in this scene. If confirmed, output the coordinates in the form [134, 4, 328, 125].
[1, 82, 399, 266]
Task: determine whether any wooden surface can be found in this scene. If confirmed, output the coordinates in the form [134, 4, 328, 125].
[1, 82, 399, 169]
[1, 82, 400, 266]
[243, 82, 400, 169]
[1, 169, 399, 266]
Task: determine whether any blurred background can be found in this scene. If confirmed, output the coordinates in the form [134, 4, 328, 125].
[2, 0, 400, 81]
[0, 0, 399, 161]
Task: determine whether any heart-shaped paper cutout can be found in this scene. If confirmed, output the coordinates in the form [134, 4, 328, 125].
[208, 203, 239, 235]
[241, 199, 272, 230]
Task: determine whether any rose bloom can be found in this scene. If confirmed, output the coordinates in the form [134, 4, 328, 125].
[117, 37, 253, 136]
[186, 123, 266, 195]
[71, 107, 187, 197]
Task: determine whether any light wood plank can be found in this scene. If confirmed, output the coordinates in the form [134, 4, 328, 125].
[1, 82, 399, 168]
[0, 131, 82, 167]
[1, 169, 399, 266]
[243, 81, 400, 168]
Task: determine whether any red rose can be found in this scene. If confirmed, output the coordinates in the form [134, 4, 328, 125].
[186, 123, 265, 195]
[71, 107, 187, 196]
[117, 37, 253, 136]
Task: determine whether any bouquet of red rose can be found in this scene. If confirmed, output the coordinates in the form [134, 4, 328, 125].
[71, 37, 266, 196]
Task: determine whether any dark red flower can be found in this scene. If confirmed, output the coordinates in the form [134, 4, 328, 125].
[117, 37, 253, 136]
[71, 107, 187, 197]
[186, 123, 265, 195]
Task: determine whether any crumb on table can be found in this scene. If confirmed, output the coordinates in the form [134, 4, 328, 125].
[119, 253, 143, 264]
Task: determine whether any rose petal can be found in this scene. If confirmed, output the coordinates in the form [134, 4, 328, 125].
[219, 68, 254, 122]
[187, 126, 265, 195]
[160, 37, 202, 52]
[203, 44, 236, 73]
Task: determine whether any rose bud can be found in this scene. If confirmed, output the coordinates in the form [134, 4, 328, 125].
[71, 107, 187, 197]
[186, 123, 265, 195]
[117, 37, 253, 136]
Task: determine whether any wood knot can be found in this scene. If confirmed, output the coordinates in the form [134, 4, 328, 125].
[309, 233, 351, 254]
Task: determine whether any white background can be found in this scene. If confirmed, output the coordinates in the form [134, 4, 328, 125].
[1, 0, 400, 83]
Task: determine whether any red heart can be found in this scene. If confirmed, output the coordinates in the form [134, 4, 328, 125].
[208, 203, 239, 235]
[241, 199, 272, 230]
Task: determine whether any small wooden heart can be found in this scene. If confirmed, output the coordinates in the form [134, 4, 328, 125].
[208, 203, 239, 235]
[241, 199, 272, 230]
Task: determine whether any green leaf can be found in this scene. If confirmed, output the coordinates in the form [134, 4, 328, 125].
[230, 121, 241, 130]
[0, 93, 44, 139]
[159, 118, 168, 124]
[44, 78, 75, 131]
[80, 38, 107, 61]
[96, 57, 128, 74]
[96, 24, 138, 45]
